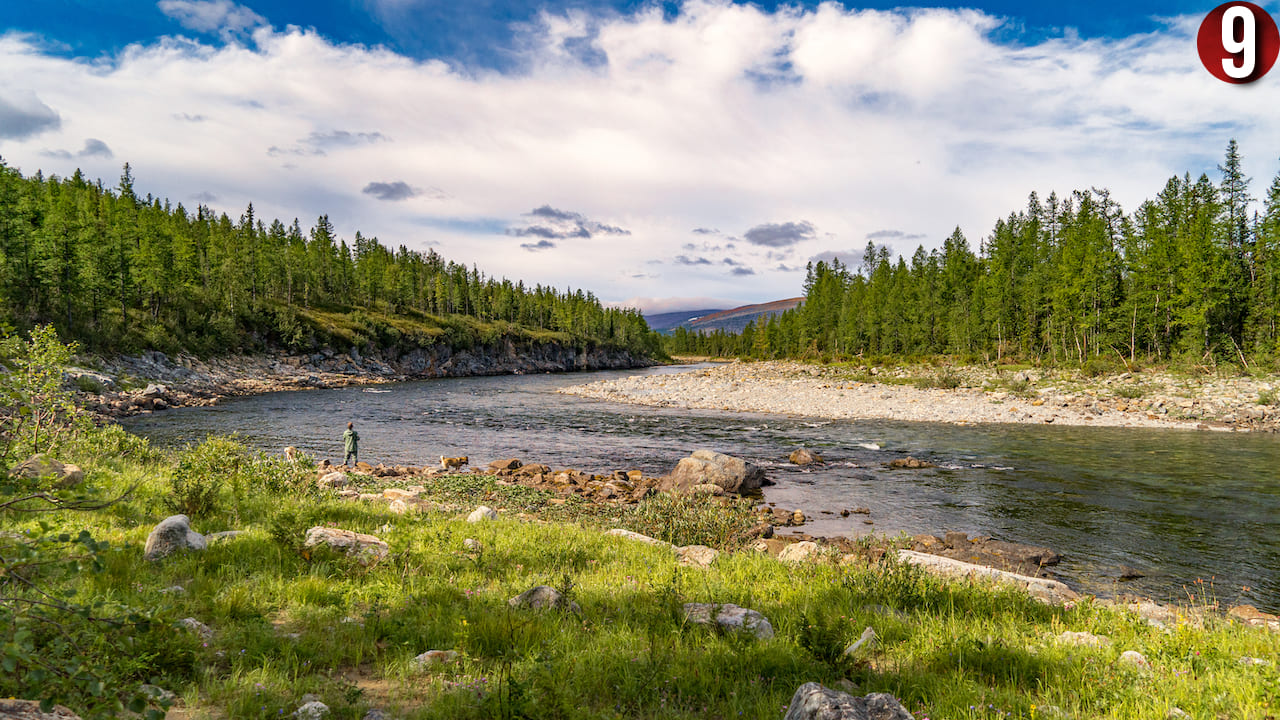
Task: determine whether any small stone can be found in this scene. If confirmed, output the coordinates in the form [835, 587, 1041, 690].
[1056, 630, 1111, 648]
[144, 515, 207, 561]
[299, 694, 321, 705]
[412, 650, 459, 667]
[303, 527, 389, 565]
[674, 544, 719, 568]
[886, 457, 935, 469]
[1119, 650, 1149, 668]
[0, 699, 82, 719]
[388, 499, 409, 514]
[179, 617, 212, 639]
[139, 685, 176, 705]
[293, 701, 329, 720]
[682, 602, 774, 639]
[605, 528, 670, 546]
[466, 505, 498, 522]
[1166, 708, 1190, 719]
[159, 585, 186, 595]
[788, 448, 823, 466]
[509, 585, 580, 612]
[778, 541, 822, 564]
[1239, 656, 1271, 666]
[782, 683, 912, 720]
[363, 710, 391, 720]
[842, 626, 877, 656]
[318, 472, 349, 489]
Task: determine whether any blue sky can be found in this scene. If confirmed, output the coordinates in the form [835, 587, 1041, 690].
[2, 1, 1278, 312]
[0, 1, 1220, 65]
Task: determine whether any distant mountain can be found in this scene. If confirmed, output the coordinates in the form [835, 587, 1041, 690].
[644, 308, 724, 333]
[681, 298, 804, 334]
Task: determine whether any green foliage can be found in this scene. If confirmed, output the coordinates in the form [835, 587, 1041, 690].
[1258, 388, 1279, 405]
[1115, 385, 1146, 399]
[0, 165, 662, 360]
[666, 140, 1280, 369]
[0, 325, 90, 467]
[912, 371, 962, 389]
[620, 493, 758, 548]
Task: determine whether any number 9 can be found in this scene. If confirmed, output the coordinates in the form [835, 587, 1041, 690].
[1222, 6, 1256, 79]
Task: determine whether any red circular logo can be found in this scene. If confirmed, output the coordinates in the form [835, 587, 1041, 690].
[1198, 2, 1280, 83]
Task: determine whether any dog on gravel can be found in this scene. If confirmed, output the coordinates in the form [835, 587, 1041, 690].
[440, 455, 469, 470]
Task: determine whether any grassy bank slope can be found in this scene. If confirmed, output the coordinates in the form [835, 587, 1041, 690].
[4, 431, 1279, 720]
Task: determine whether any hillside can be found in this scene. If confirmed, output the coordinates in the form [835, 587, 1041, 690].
[0, 163, 662, 364]
[681, 298, 804, 334]
[643, 308, 724, 333]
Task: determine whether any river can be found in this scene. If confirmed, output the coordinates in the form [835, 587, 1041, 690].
[123, 364, 1280, 612]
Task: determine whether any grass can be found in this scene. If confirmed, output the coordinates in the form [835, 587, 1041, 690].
[4, 434, 1280, 720]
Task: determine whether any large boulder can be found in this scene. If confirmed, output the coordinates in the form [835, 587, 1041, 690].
[0, 699, 83, 719]
[303, 527, 389, 565]
[783, 683, 912, 720]
[659, 450, 767, 495]
[8, 454, 84, 488]
[144, 515, 207, 561]
[683, 602, 774, 639]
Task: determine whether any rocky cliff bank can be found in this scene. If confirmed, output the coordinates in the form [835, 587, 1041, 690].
[69, 340, 654, 417]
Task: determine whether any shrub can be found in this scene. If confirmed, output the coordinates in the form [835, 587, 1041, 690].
[1115, 385, 1145, 399]
[1258, 388, 1279, 406]
[620, 494, 757, 549]
[912, 372, 961, 390]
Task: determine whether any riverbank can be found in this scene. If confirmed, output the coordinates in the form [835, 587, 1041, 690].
[561, 360, 1280, 431]
[7, 434, 1280, 719]
[66, 343, 656, 418]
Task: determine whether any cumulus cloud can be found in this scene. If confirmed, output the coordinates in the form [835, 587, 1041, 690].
[808, 249, 866, 267]
[41, 138, 113, 160]
[507, 205, 630, 240]
[674, 255, 713, 266]
[1, 3, 1276, 308]
[0, 92, 61, 140]
[692, 227, 719, 235]
[866, 229, 927, 241]
[158, 0, 267, 39]
[730, 266, 756, 276]
[363, 180, 419, 201]
[743, 221, 817, 248]
[520, 239, 556, 251]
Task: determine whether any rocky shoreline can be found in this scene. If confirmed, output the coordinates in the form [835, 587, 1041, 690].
[560, 360, 1280, 431]
[66, 342, 654, 418]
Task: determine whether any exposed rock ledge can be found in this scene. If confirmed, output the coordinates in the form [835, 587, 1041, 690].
[73, 341, 654, 417]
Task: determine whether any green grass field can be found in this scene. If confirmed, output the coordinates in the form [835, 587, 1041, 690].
[3, 430, 1279, 720]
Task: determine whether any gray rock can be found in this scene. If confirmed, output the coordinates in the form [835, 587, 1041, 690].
[674, 545, 719, 568]
[139, 684, 176, 705]
[659, 450, 767, 495]
[463, 538, 482, 552]
[1239, 656, 1272, 666]
[293, 701, 329, 720]
[895, 550, 1078, 605]
[144, 515, 207, 561]
[1056, 630, 1111, 648]
[0, 699, 83, 719]
[466, 506, 498, 522]
[1166, 708, 1190, 719]
[363, 710, 391, 720]
[509, 585, 580, 613]
[789, 448, 823, 466]
[179, 617, 212, 639]
[318, 471, 349, 489]
[842, 626, 877, 656]
[8, 454, 84, 488]
[605, 528, 671, 546]
[412, 650, 459, 667]
[303, 527, 389, 565]
[1119, 650, 1149, 668]
[779, 541, 822, 564]
[206, 530, 244, 543]
[683, 602, 774, 639]
[782, 683, 912, 720]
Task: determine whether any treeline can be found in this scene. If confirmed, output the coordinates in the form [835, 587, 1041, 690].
[0, 161, 660, 357]
[669, 141, 1280, 367]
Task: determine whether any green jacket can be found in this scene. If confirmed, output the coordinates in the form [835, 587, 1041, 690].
[343, 429, 359, 453]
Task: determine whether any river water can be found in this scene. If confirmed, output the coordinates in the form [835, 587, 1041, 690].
[123, 364, 1280, 612]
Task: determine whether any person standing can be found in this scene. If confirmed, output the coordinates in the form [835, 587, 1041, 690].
[343, 422, 359, 467]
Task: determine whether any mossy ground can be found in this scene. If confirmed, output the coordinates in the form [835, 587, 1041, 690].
[3, 433, 1279, 720]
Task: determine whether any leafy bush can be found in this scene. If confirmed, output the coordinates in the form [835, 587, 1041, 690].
[912, 372, 961, 390]
[1258, 388, 1279, 406]
[1080, 355, 1118, 378]
[165, 437, 236, 519]
[620, 494, 757, 549]
[1115, 385, 1145, 399]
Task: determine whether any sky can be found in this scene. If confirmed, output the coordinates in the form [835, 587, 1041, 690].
[2, 0, 1279, 314]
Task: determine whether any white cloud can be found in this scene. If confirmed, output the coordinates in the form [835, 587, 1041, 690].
[1, 3, 1277, 311]
[157, 0, 267, 39]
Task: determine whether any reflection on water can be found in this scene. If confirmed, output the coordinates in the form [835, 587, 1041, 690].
[124, 364, 1280, 612]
